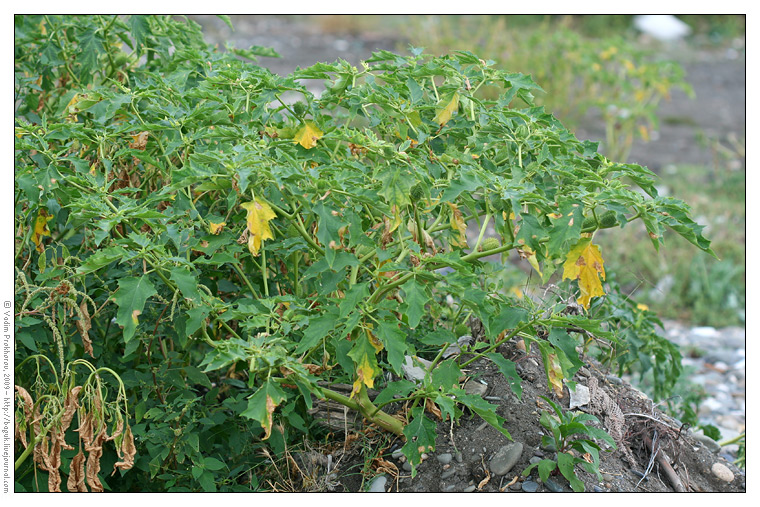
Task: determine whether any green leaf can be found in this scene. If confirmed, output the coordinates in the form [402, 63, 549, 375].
[489, 305, 529, 338]
[376, 318, 408, 374]
[198, 470, 216, 492]
[557, 452, 585, 492]
[170, 266, 202, 304]
[296, 311, 339, 354]
[430, 358, 461, 390]
[401, 278, 429, 329]
[377, 166, 413, 208]
[401, 407, 437, 475]
[184, 365, 212, 389]
[203, 457, 226, 471]
[113, 275, 157, 343]
[240, 379, 287, 439]
[486, 353, 522, 399]
[77, 27, 103, 79]
[373, 380, 417, 407]
[546, 200, 584, 254]
[454, 391, 511, 439]
[128, 15, 151, 52]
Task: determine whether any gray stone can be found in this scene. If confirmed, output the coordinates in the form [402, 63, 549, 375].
[692, 431, 721, 453]
[455, 451, 463, 463]
[489, 442, 524, 476]
[445, 484, 458, 492]
[544, 477, 567, 492]
[436, 453, 453, 465]
[529, 456, 542, 465]
[368, 475, 387, 492]
[403, 462, 413, 472]
[463, 485, 477, 492]
[569, 383, 591, 409]
[441, 468, 458, 480]
[605, 374, 623, 385]
[464, 379, 488, 397]
[401, 355, 432, 383]
[593, 485, 604, 492]
[521, 480, 539, 492]
[711, 462, 734, 482]
[391, 449, 404, 460]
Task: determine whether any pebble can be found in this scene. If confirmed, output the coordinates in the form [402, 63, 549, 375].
[368, 475, 387, 492]
[593, 485, 604, 492]
[692, 431, 721, 454]
[464, 379, 488, 397]
[711, 462, 735, 482]
[463, 485, 477, 492]
[445, 484, 458, 492]
[391, 449, 404, 460]
[489, 442, 523, 476]
[441, 468, 457, 480]
[529, 456, 542, 465]
[403, 462, 413, 472]
[436, 453, 453, 465]
[521, 480, 539, 492]
[455, 451, 463, 463]
[544, 477, 567, 492]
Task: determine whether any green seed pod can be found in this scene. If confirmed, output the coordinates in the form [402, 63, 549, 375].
[315, 179, 329, 190]
[599, 210, 619, 228]
[582, 215, 597, 230]
[454, 323, 470, 338]
[292, 101, 308, 117]
[479, 237, 501, 252]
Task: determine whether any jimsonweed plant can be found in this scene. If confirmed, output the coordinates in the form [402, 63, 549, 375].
[15, 15, 713, 490]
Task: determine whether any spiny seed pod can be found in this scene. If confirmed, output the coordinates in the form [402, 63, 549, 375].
[478, 237, 501, 252]
[316, 179, 329, 190]
[454, 323, 470, 337]
[599, 210, 619, 228]
[582, 215, 597, 230]
[410, 184, 425, 201]
[292, 102, 307, 116]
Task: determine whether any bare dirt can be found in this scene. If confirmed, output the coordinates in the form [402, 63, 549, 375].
[192, 16, 746, 493]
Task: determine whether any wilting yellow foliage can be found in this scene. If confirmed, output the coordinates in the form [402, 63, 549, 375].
[546, 353, 565, 398]
[434, 93, 459, 126]
[447, 203, 468, 247]
[32, 208, 54, 253]
[351, 353, 378, 398]
[293, 121, 323, 149]
[208, 221, 226, 235]
[241, 199, 276, 256]
[562, 238, 606, 310]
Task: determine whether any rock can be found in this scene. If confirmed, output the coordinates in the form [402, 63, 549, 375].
[464, 379, 488, 397]
[711, 462, 734, 482]
[401, 355, 432, 382]
[521, 480, 539, 492]
[544, 477, 567, 492]
[444, 484, 458, 492]
[509, 481, 523, 491]
[569, 383, 590, 409]
[441, 468, 458, 480]
[368, 475, 387, 492]
[489, 442, 523, 476]
[436, 453, 453, 465]
[593, 485, 604, 492]
[403, 462, 413, 472]
[692, 431, 721, 454]
[605, 374, 623, 385]
[516, 339, 526, 352]
[463, 485, 477, 492]
[455, 451, 463, 463]
[391, 449, 404, 460]
[529, 456, 542, 465]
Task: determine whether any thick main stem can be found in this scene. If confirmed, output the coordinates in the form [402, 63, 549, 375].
[319, 385, 404, 437]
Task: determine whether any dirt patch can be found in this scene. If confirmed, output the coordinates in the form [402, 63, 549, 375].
[302, 339, 744, 493]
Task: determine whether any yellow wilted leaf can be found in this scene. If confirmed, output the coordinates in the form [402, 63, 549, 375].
[293, 121, 323, 149]
[562, 238, 606, 310]
[208, 221, 226, 235]
[32, 208, 54, 253]
[350, 353, 378, 398]
[519, 245, 542, 278]
[434, 92, 459, 126]
[546, 353, 564, 398]
[638, 124, 650, 142]
[241, 198, 276, 256]
[637, 303, 649, 312]
[131, 310, 141, 325]
[447, 203, 468, 247]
